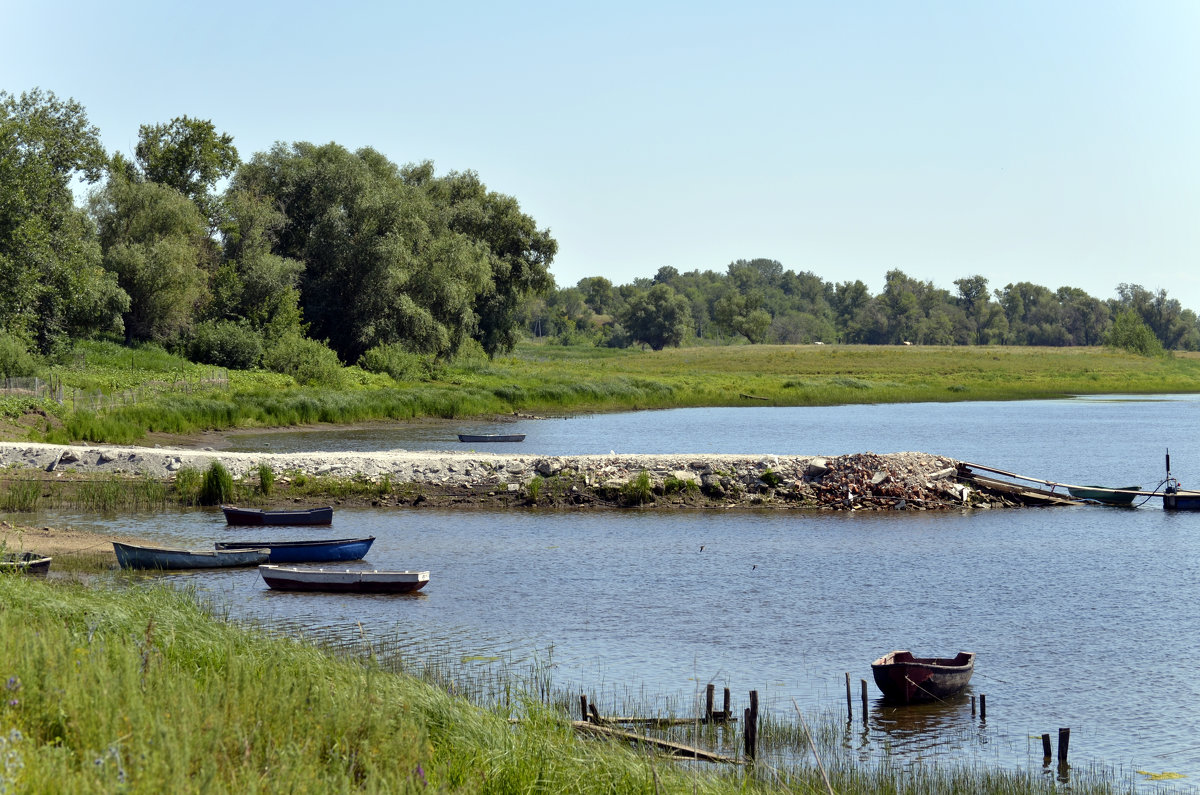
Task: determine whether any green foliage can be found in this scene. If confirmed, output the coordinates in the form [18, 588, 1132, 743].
[760, 469, 784, 488]
[135, 115, 238, 226]
[622, 283, 692, 350]
[256, 463, 275, 497]
[527, 475, 543, 502]
[187, 319, 263, 369]
[0, 89, 125, 351]
[1106, 309, 1165, 356]
[0, 331, 37, 377]
[262, 334, 345, 387]
[357, 342, 435, 381]
[619, 470, 653, 505]
[198, 461, 233, 505]
[0, 480, 41, 512]
[91, 176, 209, 345]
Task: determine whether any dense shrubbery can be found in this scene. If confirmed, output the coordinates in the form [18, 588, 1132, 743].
[0, 331, 38, 377]
[263, 334, 344, 387]
[187, 319, 264, 369]
[358, 342, 436, 381]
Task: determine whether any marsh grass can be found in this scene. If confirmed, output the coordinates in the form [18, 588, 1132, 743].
[29, 342, 1200, 446]
[0, 575, 1136, 794]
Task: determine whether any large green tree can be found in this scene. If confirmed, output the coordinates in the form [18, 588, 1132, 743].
[233, 143, 492, 362]
[0, 89, 127, 350]
[623, 283, 692, 350]
[414, 166, 556, 356]
[136, 116, 238, 228]
[91, 175, 210, 344]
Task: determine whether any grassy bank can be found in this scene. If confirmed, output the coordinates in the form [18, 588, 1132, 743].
[6, 339, 1200, 445]
[0, 573, 1131, 794]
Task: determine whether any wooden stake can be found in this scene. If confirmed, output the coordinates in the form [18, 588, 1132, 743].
[706, 683, 715, 722]
[723, 687, 730, 720]
[845, 672, 852, 719]
[860, 678, 868, 724]
[1041, 733, 1052, 761]
[979, 693, 986, 719]
[1058, 727, 1070, 763]
[971, 695, 976, 716]
[580, 694, 588, 723]
[744, 690, 759, 760]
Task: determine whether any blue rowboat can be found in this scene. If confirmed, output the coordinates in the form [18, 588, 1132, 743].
[215, 536, 374, 564]
[221, 505, 333, 525]
[113, 541, 268, 570]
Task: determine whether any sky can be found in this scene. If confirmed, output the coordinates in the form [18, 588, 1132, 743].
[6, 1, 1200, 310]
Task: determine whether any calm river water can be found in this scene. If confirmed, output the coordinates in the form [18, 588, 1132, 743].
[12, 394, 1200, 789]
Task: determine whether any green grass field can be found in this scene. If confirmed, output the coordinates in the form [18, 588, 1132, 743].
[6, 339, 1200, 444]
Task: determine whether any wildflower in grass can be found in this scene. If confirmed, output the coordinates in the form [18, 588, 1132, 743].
[3, 679, 16, 692]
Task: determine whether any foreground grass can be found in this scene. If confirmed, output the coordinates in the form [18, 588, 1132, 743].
[0, 574, 1133, 794]
[8, 339, 1200, 444]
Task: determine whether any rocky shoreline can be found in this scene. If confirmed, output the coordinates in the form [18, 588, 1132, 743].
[0, 441, 1046, 511]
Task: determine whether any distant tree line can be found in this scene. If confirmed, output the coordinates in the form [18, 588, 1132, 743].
[0, 89, 555, 382]
[527, 260, 1199, 353]
[1, 87, 1190, 387]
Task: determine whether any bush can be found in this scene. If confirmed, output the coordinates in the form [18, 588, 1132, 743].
[0, 331, 38, 378]
[263, 334, 345, 387]
[187, 320, 264, 370]
[357, 343, 435, 381]
[1106, 310, 1165, 357]
[199, 461, 234, 505]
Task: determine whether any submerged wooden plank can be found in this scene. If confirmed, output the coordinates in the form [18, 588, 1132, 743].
[571, 721, 741, 764]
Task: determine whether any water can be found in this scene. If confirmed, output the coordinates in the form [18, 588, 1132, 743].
[13, 394, 1200, 788]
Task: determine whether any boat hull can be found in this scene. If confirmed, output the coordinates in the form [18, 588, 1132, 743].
[0, 552, 51, 576]
[216, 537, 374, 564]
[222, 506, 333, 525]
[113, 541, 269, 570]
[1163, 488, 1200, 511]
[1066, 485, 1141, 506]
[457, 434, 525, 443]
[871, 650, 975, 703]
[259, 565, 429, 594]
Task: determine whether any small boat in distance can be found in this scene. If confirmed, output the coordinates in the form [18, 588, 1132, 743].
[113, 541, 269, 570]
[259, 565, 430, 594]
[457, 433, 525, 443]
[1066, 485, 1142, 506]
[871, 650, 975, 703]
[221, 505, 334, 526]
[0, 552, 52, 576]
[215, 536, 374, 564]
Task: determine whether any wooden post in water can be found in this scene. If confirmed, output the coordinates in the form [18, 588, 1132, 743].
[1058, 727, 1070, 764]
[1041, 733, 1052, 762]
[580, 694, 589, 723]
[845, 672, 852, 719]
[979, 693, 986, 719]
[723, 687, 730, 720]
[744, 690, 759, 760]
[705, 683, 715, 722]
[860, 679, 868, 725]
[971, 695, 976, 716]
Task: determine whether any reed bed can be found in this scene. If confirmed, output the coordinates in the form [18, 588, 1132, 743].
[0, 575, 1143, 793]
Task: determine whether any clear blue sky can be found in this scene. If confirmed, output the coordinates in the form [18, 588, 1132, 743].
[7, 1, 1199, 310]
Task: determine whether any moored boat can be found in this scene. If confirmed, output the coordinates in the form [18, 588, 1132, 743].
[871, 650, 975, 703]
[215, 536, 374, 564]
[457, 433, 525, 443]
[113, 541, 269, 570]
[1161, 449, 1200, 511]
[221, 505, 333, 526]
[0, 552, 52, 576]
[259, 564, 430, 594]
[1066, 485, 1142, 506]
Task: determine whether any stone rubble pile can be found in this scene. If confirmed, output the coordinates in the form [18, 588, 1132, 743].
[0, 442, 998, 510]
